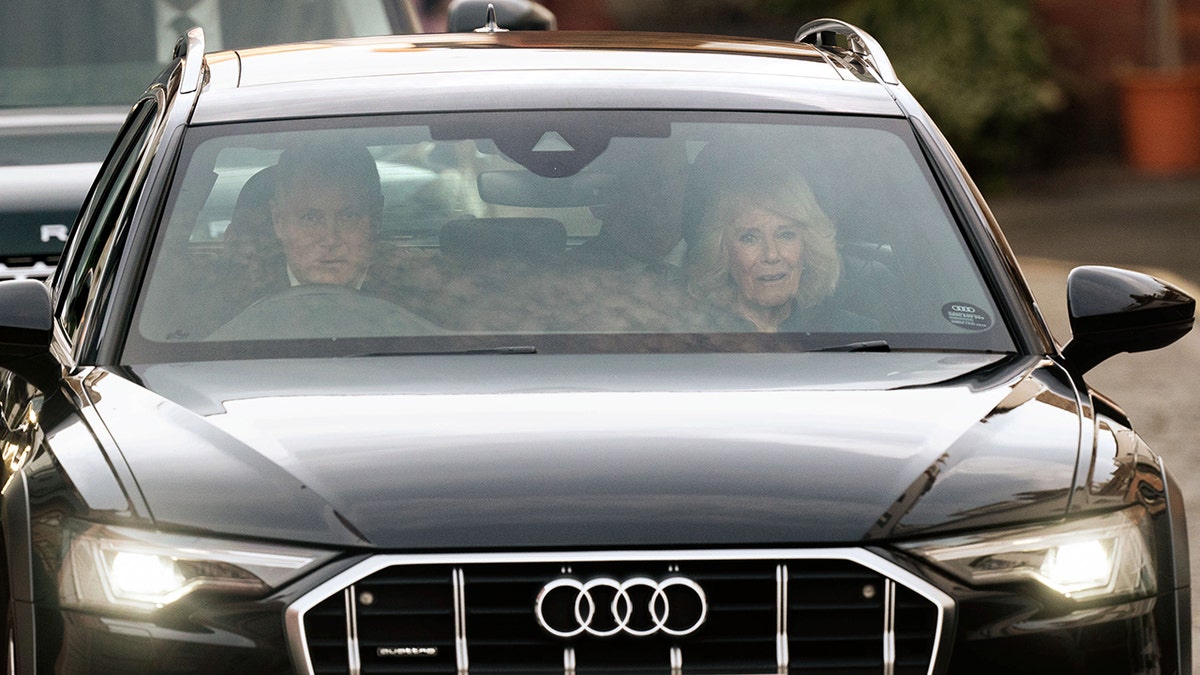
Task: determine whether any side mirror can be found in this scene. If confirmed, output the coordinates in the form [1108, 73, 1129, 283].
[1061, 266, 1195, 375]
[0, 279, 58, 390]
[446, 0, 557, 32]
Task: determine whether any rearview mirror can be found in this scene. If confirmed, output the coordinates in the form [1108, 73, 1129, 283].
[1061, 266, 1195, 375]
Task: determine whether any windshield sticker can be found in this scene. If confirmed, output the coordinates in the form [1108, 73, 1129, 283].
[942, 302, 992, 331]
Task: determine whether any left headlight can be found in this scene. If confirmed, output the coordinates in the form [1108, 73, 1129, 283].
[60, 522, 338, 612]
[899, 508, 1156, 601]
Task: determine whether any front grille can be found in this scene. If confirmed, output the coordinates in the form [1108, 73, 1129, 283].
[291, 551, 947, 675]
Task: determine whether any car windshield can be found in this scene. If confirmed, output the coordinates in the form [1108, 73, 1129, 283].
[128, 110, 1015, 361]
[0, 0, 397, 108]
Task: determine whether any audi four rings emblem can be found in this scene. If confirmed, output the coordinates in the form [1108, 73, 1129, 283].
[534, 576, 708, 638]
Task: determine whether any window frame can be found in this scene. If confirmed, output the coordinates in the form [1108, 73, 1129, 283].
[53, 96, 164, 362]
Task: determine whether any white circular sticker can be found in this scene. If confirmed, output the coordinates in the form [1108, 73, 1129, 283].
[942, 302, 992, 331]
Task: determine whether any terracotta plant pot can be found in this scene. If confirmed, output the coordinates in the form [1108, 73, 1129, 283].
[1118, 66, 1200, 173]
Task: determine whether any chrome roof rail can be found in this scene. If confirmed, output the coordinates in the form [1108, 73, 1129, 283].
[172, 26, 207, 94]
[795, 18, 898, 85]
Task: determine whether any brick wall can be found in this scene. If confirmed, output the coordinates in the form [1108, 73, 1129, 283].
[1034, 0, 1200, 155]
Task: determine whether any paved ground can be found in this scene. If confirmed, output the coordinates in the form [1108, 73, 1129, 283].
[986, 160, 1200, 658]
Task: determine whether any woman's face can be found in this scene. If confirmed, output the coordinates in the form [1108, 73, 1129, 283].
[725, 205, 804, 312]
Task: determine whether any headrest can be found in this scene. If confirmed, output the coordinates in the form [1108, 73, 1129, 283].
[226, 166, 276, 243]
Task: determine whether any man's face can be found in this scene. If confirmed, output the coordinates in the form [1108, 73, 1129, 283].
[271, 170, 374, 287]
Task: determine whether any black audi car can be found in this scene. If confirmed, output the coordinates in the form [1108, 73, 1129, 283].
[0, 8, 1194, 675]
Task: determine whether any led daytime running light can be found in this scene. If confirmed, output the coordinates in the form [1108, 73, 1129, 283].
[901, 509, 1154, 600]
[61, 523, 335, 611]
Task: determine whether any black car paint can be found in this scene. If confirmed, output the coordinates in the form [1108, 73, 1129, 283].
[2, 350, 1187, 672]
[71, 354, 1079, 548]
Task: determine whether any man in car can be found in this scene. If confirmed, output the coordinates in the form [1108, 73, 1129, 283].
[269, 144, 383, 289]
[201, 142, 443, 340]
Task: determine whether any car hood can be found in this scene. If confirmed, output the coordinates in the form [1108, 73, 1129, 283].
[88, 353, 1083, 549]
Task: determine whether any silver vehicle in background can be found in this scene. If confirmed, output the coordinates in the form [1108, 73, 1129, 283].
[0, 0, 422, 280]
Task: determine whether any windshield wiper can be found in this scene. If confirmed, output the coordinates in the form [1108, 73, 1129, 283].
[816, 340, 891, 352]
[349, 345, 538, 357]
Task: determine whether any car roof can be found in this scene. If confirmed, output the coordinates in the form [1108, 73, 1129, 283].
[191, 32, 903, 124]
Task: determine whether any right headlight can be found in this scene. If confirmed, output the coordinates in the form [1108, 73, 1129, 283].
[899, 508, 1156, 601]
[60, 522, 338, 613]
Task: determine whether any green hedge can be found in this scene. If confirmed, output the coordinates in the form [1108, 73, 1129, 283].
[766, 0, 1062, 175]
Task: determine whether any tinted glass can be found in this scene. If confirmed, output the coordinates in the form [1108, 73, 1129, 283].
[127, 111, 1015, 361]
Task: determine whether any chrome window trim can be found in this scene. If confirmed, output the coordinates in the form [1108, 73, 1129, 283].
[285, 547, 953, 675]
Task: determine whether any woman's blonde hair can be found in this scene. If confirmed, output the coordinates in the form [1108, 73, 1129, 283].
[686, 161, 840, 311]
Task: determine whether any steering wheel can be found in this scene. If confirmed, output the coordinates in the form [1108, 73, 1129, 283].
[207, 284, 442, 340]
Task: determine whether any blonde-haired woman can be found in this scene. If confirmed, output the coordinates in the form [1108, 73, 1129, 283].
[685, 160, 856, 332]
